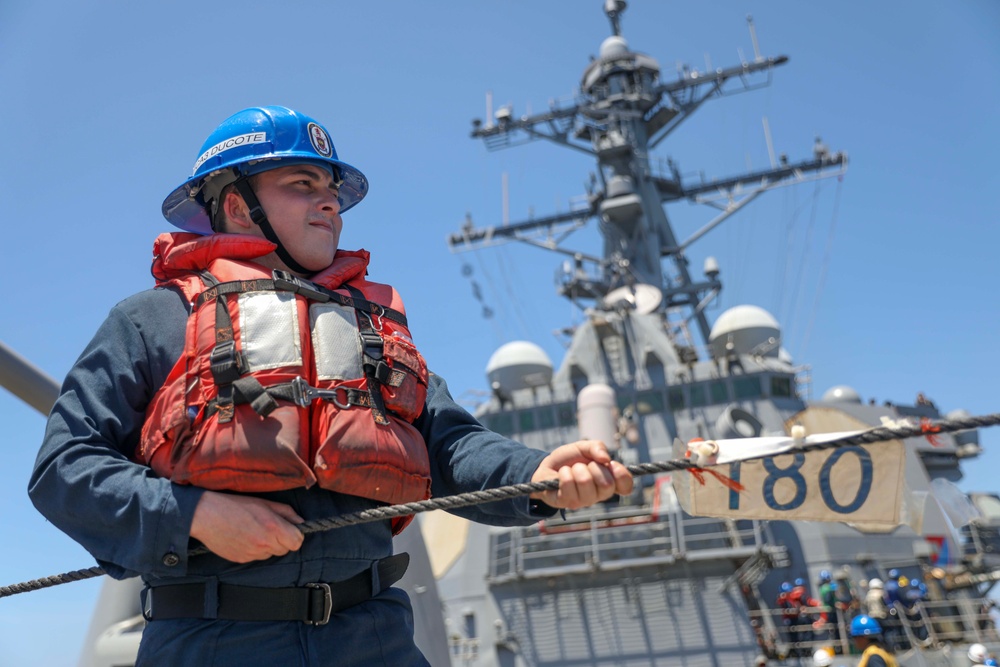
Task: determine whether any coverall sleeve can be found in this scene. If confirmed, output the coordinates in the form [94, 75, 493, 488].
[415, 373, 557, 525]
[28, 291, 204, 579]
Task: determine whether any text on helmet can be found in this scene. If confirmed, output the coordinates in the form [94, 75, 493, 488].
[192, 132, 268, 174]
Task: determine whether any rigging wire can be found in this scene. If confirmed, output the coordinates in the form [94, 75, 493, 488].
[771, 185, 793, 317]
[785, 180, 823, 353]
[469, 249, 509, 345]
[774, 184, 800, 324]
[5, 411, 998, 599]
[492, 243, 536, 340]
[798, 177, 844, 360]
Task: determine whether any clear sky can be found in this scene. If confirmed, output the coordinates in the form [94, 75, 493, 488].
[1, 1, 998, 665]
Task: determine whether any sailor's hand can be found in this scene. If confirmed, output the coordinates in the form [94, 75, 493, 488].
[190, 491, 305, 563]
[530, 440, 633, 510]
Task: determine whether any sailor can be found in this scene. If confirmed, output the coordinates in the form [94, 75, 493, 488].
[817, 570, 841, 642]
[883, 569, 902, 606]
[969, 643, 990, 666]
[28, 106, 634, 666]
[812, 647, 834, 667]
[881, 569, 904, 650]
[902, 578, 928, 640]
[864, 578, 889, 622]
[850, 615, 899, 667]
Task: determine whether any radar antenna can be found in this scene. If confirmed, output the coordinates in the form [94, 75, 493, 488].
[605, 0, 627, 36]
[451, 6, 847, 353]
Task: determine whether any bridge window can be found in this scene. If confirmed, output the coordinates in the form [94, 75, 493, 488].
[537, 407, 555, 430]
[518, 410, 535, 433]
[770, 376, 793, 398]
[557, 403, 576, 427]
[487, 413, 514, 436]
[667, 387, 685, 410]
[734, 376, 762, 400]
[689, 384, 708, 408]
[635, 390, 664, 415]
[710, 381, 729, 404]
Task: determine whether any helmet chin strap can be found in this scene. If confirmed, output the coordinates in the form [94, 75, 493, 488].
[232, 178, 314, 276]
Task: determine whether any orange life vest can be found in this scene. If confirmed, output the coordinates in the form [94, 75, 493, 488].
[139, 232, 431, 534]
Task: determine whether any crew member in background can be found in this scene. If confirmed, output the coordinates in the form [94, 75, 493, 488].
[969, 643, 990, 666]
[28, 106, 633, 666]
[818, 570, 843, 643]
[902, 578, 928, 641]
[881, 569, 905, 651]
[864, 578, 889, 622]
[850, 615, 899, 667]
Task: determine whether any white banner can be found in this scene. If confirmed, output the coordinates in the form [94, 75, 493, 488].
[673, 433, 907, 529]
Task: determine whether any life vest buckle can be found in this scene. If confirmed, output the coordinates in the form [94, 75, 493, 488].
[291, 376, 351, 409]
[272, 269, 330, 302]
[360, 331, 384, 360]
[209, 340, 247, 385]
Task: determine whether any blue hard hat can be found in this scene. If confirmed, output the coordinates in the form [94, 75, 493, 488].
[162, 106, 369, 234]
[794, 578, 805, 587]
[910, 578, 921, 587]
[850, 615, 882, 637]
[780, 582, 792, 592]
[888, 568, 900, 579]
[984, 658, 997, 666]
[819, 569, 832, 582]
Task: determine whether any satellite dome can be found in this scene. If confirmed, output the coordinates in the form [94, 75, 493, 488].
[600, 35, 629, 59]
[822, 385, 862, 403]
[708, 305, 781, 359]
[486, 341, 554, 393]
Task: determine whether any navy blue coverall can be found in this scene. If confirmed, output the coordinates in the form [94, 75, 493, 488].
[29, 284, 554, 666]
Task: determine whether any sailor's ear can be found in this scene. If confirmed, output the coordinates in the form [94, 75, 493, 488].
[221, 190, 254, 230]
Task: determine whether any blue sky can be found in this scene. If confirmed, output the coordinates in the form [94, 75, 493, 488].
[1, 1, 998, 664]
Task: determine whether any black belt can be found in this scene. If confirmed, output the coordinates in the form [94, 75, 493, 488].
[142, 553, 409, 626]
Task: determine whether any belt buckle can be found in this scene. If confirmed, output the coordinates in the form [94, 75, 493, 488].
[306, 583, 333, 626]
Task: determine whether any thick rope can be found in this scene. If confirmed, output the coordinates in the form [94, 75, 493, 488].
[3, 412, 997, 599]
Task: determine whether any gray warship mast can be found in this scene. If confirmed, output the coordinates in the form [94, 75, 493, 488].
[434, 2, 1000, 666]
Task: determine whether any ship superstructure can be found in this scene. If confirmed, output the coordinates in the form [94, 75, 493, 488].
[436, 2, 998, 666]
[1, 3, 997, 667]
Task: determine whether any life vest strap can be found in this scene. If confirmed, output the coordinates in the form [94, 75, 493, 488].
[191, 271, 409, 327]
[347, 285, 391, 426]
[204, 377, 379, 421]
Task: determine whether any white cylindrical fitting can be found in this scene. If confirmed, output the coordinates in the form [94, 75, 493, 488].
[577, 383, 618, 451]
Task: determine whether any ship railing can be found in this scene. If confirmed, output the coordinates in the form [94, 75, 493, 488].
[747, 605, 854, 659]
[894, 598, 1000, 649]
[747, 598, 1000, 660]
[488, 504, 763, 580]
[964, 522, 1000, 559]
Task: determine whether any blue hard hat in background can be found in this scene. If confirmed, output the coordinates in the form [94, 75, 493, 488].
[780, 582, 792, 592]
[888, 568, 900, 579]
[162, 106, 369, 234]
[850, 615, 882, 637]
[794, 578, 805, 587]
[819, 569, 832, 582]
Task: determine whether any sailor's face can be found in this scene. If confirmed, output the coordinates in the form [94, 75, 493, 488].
[252, 164, 343, 273]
